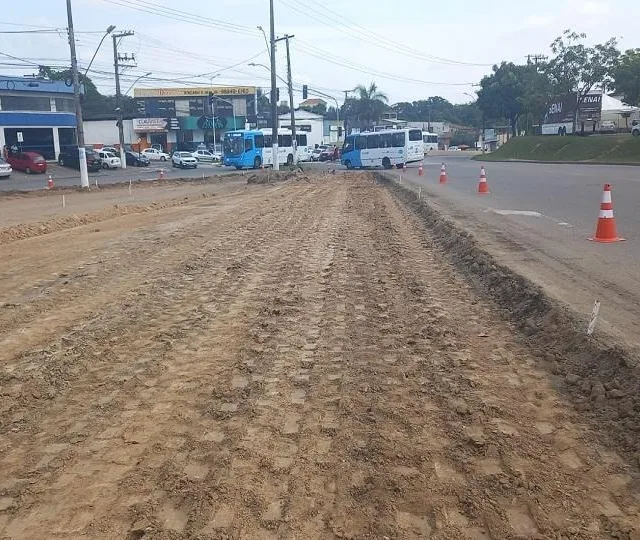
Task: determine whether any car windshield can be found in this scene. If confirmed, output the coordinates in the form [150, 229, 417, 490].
[179, 152, 192, 157]
[33, 155, 45, 163]
[105, 152, 116, 158]
[224, 134, 245, 156]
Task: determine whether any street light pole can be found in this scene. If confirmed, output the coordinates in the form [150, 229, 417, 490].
[113, 30, 134, 169]
[66, 0, 89, 188]
[277, 35, 296, 161]
[269, 0, 279, 170]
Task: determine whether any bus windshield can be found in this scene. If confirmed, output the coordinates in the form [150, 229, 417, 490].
[224, 134, 245, 156]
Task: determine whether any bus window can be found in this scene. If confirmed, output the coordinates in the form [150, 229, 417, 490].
[409, 129, 422, 141]
[356, 135, 367, 150]
[429, 135, 438, 144]
[245, 138, 253, 152]
[392, 132, 405, 147]
[255, 134, 264, 148]
[343, 136, 355, 153]
[367, 134, 380, 149]
[264, 134, 272, 147]
[379, 133, 391, 148]
[296, 134, 307, 146]
[279, 134, 292, 147]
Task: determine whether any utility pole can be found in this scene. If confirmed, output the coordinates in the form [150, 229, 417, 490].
[269, 0, 279, 170]
[276, 35, 296, 162]
[113, 30, 134, 168]
[66, 0, 89, 188]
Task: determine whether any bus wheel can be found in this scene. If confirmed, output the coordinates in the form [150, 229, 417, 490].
[382, 157, 391, 169]
[286, 154, 294, 166]
[345, 160, 353, 170]
[253, 156, 262, 169]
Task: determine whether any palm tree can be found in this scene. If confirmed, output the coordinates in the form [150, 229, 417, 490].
[351, 82, 389, 130]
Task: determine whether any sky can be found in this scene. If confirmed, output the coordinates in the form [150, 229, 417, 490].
[1, 0, 638, 106]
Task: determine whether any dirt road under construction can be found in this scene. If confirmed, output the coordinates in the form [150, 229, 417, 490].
[1, 173, 639, 539]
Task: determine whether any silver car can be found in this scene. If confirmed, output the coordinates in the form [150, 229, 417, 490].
[0, 157, 11, 178]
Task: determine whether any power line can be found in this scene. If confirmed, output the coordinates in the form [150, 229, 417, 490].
[292, 41, 474, 87]
[100, 0, 260, 37]
[276, 0, 492, 68]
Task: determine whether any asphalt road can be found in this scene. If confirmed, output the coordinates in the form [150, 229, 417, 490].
[395, 153, 640, 353]
[0, 161, 238, 192]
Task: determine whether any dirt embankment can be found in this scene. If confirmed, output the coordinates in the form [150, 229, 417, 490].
[381, 173, 640, 459]
[1, 173, 639, 539]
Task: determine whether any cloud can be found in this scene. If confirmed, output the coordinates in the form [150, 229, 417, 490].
[581, 1, 611, 15]
[525, 15, 554, 28]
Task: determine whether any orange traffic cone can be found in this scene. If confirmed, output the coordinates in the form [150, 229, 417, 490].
[590, 184, 624, 243]
[477, 166, 490, 194]
[418, 162, 424, 176]
[47, 174, 54, 189]
[439, 163, 447, 184]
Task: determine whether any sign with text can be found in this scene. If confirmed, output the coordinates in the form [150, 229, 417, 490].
[132, 118, 168, 132]
[134, 86, 256, 98]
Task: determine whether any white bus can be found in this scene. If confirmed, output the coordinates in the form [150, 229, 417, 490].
[340, 128, 424, 169]
[422, 131, 438, 152]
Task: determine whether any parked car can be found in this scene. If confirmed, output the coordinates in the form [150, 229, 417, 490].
[319, 146, 339, 162]
[448, 145, 461, 151]
[599, 120, 617, 134]
[58, 147, 102, 172]
[172, 151, 198, 169]
[125, 151, 150, 167]
[192, 149, 217, 162]
[142, 148, 170, 161]
[7, 151, 47, 174]
[632, 121, 640, 137]
[311, 145, 329, 162]
[101, 146, 120, 156]
[97, 150, 121, 169]
[0, 157, 11, 178]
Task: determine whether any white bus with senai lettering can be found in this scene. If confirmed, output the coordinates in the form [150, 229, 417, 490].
[340, 128, 423, 169]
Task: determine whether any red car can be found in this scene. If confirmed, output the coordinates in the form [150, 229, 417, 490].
[7, 151, 47, 174]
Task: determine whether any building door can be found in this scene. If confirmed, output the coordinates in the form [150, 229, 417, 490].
[58, 127, 77, 150]
[4, 128, 55, 159]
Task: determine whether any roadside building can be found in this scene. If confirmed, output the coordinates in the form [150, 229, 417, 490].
[133, 86, 257, 152]
[298, 98, 326, 110]
[279, 110, 325, 148]
[0, 75, 77, 159]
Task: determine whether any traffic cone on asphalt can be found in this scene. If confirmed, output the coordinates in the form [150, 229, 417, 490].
[418, 162, 424, 176]
[439, 163, 447, 184]
[589, 183, 624, 243]
[477, 166, 490, 194]
[47, 174, 54, 189]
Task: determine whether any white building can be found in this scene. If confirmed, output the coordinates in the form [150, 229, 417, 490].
[279, 110, 325, 148]
[84, 119, 136, 148]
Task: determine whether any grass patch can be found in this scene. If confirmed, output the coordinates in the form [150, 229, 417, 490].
[476, 135, 640, 164]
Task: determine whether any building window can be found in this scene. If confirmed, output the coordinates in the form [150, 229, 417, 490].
[1, 95, 51, 111]
[55, 98, 75, 112]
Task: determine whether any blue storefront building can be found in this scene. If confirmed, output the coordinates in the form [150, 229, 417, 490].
[0, 75, 77, 160]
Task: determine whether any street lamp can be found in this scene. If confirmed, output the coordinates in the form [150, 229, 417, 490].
[256, 26, 270, 55]
[83, 24, 115, 80]
[248, 62, 288, 86]
[124, 72, 151, 97]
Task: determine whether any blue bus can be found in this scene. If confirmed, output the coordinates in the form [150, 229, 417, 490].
[341, 128, 423, 169]
[222, 129, 309, 169]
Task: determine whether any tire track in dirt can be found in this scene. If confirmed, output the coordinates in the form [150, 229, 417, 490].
[1, 175, 639, 539]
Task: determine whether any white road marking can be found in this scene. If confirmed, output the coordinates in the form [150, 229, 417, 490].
[491, 209, 542, 217]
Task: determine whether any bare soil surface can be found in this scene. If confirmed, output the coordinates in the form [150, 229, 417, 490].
[1, 174, 639, 539]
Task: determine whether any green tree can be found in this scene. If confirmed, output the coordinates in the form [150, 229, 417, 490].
[37, 66, 136, 119]
[477, 62, 527, 136]
[546, 30, 620, 129]
[613, 49, 640, 106]
[347, 82, 389, 130]
[300, 102, 327, 116]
